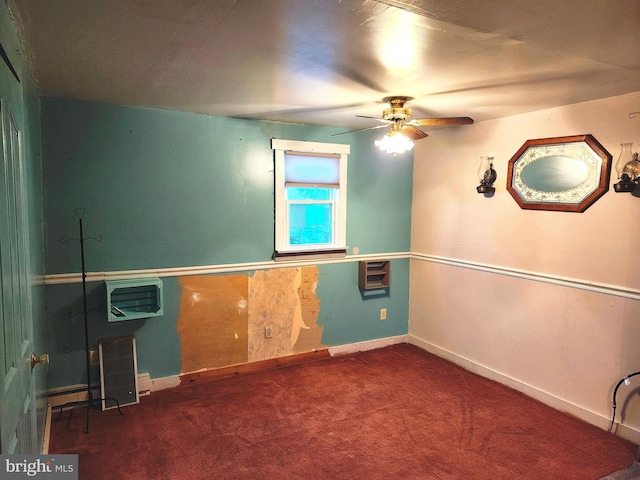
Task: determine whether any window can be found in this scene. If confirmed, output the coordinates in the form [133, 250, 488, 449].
[272, 139, 350, 260]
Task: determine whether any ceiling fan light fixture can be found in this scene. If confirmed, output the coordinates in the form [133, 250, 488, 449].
[332, 96, 473, 154]
[375, 131, 414, 155]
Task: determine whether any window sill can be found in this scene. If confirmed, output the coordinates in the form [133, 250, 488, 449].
[273, 248, 347, 262]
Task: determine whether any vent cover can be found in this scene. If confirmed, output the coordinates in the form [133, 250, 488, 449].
[106, 278, 163, 322]
[99, 336, 139, 410]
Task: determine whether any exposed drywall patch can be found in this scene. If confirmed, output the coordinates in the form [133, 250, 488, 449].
[178, 267, 324, 372]
[178, 275, 248, 373]
[247, 268, 298, 361]
[291, 267, 309, 347]
[248, 266, 324, 361]
[293, 266, 323, 353]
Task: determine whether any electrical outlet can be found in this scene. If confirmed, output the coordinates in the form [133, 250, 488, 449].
[264, 325, 273, 339]
[89, 349, 99, 366]
[380, 308, 387, 320]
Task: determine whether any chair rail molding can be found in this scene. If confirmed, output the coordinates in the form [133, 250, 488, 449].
[412, 253, 640, 301]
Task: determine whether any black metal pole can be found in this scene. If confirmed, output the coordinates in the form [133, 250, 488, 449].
[54, 210, 123, 429]
[79, 216, 91, 434]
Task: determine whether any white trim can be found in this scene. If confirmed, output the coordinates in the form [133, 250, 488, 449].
[46, 383, 98, 407]
[43, 252, 640, 301]
[42, 405, 51, 454]
[412, 253, 640, 301]
[271, 139, 350, 155]
[337, 154, 347, 247]
[148, 375, 181, 392]
[44, 252, 411, 284]
[328, 335, 408, 356]
[137, 372, 152, 396]
[273, 138, 349, 254]
[274, 145, 286, 250]
[407, 334, 640, 445]
[46, 374, 181, 407]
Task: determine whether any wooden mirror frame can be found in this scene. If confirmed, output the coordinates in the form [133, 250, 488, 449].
[506, 134, 612, 213]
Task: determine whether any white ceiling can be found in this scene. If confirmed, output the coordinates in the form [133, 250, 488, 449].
[8, 0, 640, 130]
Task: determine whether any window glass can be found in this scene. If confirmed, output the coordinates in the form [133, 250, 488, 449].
[289, 203, 333, 245]
[286, 187, 332, 201]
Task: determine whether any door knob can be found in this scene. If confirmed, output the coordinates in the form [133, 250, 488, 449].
[31, 353, 49, 369]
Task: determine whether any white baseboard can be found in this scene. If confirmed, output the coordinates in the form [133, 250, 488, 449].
[148, 375, 181, 392]
[46, 374, 180, 407]
[407, 335, 640, 445]
[42, 405, 51, 454]
[47, 383, 99, 408]
[137, 372, 151, 396]
[328, 335, 409, 356]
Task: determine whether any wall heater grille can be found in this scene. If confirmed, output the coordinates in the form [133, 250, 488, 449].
[99, 336, 139, 410]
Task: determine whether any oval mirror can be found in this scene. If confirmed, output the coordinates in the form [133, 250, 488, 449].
[521, 156, 590, 192]
[507, 135, 612, 212]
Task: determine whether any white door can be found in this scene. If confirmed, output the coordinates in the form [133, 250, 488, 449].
[0, 101, 37, 454]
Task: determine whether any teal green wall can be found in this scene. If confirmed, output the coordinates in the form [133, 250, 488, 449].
[41, 98, 413, 389]
[316, 260, 410, 346]
[45, 261, 410, 388]
[42, 99, 411, 271]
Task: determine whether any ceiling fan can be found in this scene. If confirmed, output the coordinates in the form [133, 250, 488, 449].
[333, 96, 474, 154]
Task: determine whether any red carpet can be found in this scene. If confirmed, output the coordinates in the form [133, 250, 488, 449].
[50, 344, 637, 479]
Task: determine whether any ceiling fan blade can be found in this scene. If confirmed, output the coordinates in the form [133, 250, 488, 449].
[331, 124, 389, 136]
[421, 72, 584, 99]
[240, 102, 373, 121]
[356, 115, 392, 124]
[335, 62, 388, 93]
[401, 126, 428, 140]
[407, 117, 474, 126]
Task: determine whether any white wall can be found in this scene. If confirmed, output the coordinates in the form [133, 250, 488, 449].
[409, 91, 640, 444]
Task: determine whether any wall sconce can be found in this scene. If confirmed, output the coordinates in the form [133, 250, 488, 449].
[613, 143, 640, 193]
[476, 156, 497, 194]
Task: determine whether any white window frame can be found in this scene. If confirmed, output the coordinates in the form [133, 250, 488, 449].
[272, 139, 350, 260]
